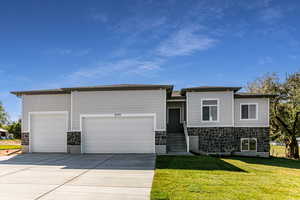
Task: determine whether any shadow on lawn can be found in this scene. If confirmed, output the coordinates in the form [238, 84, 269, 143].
[229, 156, 300, 170]
[156, 155, 246, 172]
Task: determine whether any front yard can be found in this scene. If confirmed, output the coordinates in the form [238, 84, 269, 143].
[0, 139, 21, 155]
[151, 155, 300, 200]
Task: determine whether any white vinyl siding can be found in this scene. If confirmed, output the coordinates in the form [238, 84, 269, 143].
[72, 90, 166, 130]
[22, 94, 71, 132]
[187, 91, 234, 127]
[234, 98, 269, 127]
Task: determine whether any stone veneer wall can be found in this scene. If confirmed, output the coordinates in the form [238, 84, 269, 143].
[21, 132, 29, 153]
[155, 131, 166, 145]
[155, 131, 166, 154]
[187, 127, 269, 155]
[21, 132, 29, 145]
[67, 131, 81, 154]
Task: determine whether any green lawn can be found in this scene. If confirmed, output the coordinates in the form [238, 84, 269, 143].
[0, 145, 22, 150]
[151, 155, 300, 200]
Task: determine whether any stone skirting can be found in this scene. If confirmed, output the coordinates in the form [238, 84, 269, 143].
[155, 131, 166, 145]
[187, 127, 269, 155]
[67, 131, 81, 145]
[21, 132, 29, 145]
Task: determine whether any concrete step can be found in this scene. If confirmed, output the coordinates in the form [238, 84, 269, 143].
[167, 131, 187, 153]
[168, 133, 184, 135]
[168, 149, 187, 152]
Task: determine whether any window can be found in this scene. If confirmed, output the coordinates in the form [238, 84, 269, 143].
[202, 99, 218, 122]
[241, 104, 257, 120]
[241, 138, 257, 151]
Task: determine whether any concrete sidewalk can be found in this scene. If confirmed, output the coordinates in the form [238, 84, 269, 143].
[0, 154, 155, 200]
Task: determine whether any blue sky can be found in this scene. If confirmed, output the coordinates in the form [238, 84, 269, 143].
[0, 0, 299, 121]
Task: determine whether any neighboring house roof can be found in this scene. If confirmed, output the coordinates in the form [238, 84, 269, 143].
[168, 90, 186, 102]
[234, 92, 277, 98]
[181, 86, 242, 95]
[11, 84, 174, 97]
[171, 91, 185, 99]
[0, 128, 8, 133]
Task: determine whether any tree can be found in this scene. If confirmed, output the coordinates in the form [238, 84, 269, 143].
[0, 101, 9, 126]
[247, 72, 300, 159]
[7, 119, 21, 139]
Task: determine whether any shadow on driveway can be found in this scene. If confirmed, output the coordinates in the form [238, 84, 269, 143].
[0, 153, 156, 170]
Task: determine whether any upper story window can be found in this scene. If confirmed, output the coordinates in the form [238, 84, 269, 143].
[202, 99, 218, 122]
[240, 103, 257, 120]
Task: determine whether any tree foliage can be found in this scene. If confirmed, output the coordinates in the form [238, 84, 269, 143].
[247, 72, 300, 159]
[7, 119, 21, 139]
[0, 101, 9, 126]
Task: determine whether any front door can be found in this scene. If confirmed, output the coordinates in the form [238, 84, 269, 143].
[167, 108, 182, 132]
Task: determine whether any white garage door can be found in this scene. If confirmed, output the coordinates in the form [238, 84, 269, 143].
[82, 115, 155, 153]
[30, 113, 67, 153]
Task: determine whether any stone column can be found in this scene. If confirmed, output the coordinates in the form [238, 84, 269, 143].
[21, 132, 29, 153]
[155, 131, 166, 154]
[67, 131, 81, 154]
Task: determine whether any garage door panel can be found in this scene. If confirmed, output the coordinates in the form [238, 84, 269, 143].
[31, 113, 67, 153]
[83, 116, 155, 153]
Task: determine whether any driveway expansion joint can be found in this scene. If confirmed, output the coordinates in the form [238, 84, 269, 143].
[0, 155, 72, 179]
[33, 155, 115, 200]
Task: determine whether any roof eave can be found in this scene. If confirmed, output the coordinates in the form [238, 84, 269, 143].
[234, 94, 278, 98]
[180, 87, 242, 95]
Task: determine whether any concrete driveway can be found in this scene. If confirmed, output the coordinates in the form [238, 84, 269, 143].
[0, 154, 155, 200]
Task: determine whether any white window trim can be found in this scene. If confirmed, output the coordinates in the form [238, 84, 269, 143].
[240, 103, 258, 121]
[201, 98, 219, 123]
[240, 138, 257, 152]
[167, 107, 183, 124]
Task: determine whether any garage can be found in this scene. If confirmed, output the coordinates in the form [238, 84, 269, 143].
[82, 114, 155, 153]
[30, 112, 68, 153]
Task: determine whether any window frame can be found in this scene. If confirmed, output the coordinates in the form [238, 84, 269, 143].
[240, 103, 258, 121]
[201, 98, 219, 122]
[240, 138, 257, 152]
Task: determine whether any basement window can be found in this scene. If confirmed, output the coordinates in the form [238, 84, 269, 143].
[241, 138, 257, 151]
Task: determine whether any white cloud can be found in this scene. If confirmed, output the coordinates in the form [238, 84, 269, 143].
[288, 54, 298, 60]
[156, 26, 217, 57]
[259, 56, 273, 65]
[259, 7, 283, 24]
[66, 58, 163, 84]
[45, 48, 91, 56]
[90, 13, 108, 23]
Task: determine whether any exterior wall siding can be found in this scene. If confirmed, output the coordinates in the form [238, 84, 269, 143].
[22, 94, 71, 132]
[187, 127, 269, 156]
[187, 91, 234, 127]
[234, 98, 269, 127]
[72, 90, 166, 131]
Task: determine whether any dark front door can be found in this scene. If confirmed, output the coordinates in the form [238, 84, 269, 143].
[167, 108, 182, 132]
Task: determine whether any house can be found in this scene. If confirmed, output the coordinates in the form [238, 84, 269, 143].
[0, 128, 9, 139]
[11, 84, 275, 157]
